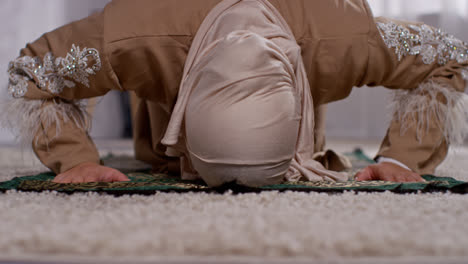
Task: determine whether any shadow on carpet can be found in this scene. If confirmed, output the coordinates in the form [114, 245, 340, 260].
[1, 150, 467, 195]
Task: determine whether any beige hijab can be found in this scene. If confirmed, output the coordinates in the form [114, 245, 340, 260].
[162, 0, 348, 186]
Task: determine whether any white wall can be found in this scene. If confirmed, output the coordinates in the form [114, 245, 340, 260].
[0, 0, 67, 143]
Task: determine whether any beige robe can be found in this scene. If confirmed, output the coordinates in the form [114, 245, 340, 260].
[4, 0, 468, 179]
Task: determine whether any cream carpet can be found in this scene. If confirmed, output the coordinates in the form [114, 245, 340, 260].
[1, 140, 468, 264]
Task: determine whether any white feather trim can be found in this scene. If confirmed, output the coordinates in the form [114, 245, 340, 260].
[0, 98, 90, 147]
[391, 81, 468, 145]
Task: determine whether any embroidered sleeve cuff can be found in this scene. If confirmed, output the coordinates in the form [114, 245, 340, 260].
[8, 44, 101, 98]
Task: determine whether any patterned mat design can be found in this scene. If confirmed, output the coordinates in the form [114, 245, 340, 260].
[1, 150, 467, 194]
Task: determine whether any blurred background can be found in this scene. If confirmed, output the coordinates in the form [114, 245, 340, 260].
[0, 0, 467, 144]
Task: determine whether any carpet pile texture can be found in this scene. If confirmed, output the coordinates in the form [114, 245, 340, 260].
[0, 140, 467, 263]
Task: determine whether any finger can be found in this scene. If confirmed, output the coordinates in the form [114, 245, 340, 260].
[52, 174, 65, 183]
[78, 174, 89, 183]
[70, 177, 79, 184]
[406, 174, 420, 183]
[101, 172, 115, 183]
[409, 173, 425, 183]
[55, 175, 72, 184]
[395, 173, 410, 182]
[386, 174, 398, 182]
[53, 173, 73, 183]
[355, 167, 373, 181]
[62, 175, 75, 184]
[106, 171, 129, 182]
[404, 174, 415, 182]
[71, 174, 86, 184]
[97, 169, 128, 182]
[397, 173, 417, 183]
[70, 174, 79, 183]
[114, 172, 130, 182]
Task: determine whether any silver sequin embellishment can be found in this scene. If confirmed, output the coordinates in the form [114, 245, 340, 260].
[7, 44, 101, 98]
[462, 69, 468, 81]
[377, 21, 468, 66]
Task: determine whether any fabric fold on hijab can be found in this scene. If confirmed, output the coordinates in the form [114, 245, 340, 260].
[162, 0, 348, 186]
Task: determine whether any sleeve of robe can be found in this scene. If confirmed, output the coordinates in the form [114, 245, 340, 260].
[3, 10, 121, 174]
[364, 17, 468, 174]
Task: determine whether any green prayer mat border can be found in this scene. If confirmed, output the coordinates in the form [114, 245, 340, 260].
[1, 149, 468, 195]
[1, 172, 468, 195]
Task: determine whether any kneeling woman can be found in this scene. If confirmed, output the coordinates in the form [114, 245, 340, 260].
[4, 0, 468, 186]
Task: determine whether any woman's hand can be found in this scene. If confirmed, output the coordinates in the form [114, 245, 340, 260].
[355, 162, 425, 183]
[53, 162, 130, 183]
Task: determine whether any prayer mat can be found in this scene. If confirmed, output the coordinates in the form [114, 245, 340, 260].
[1, 149, 467, 194]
